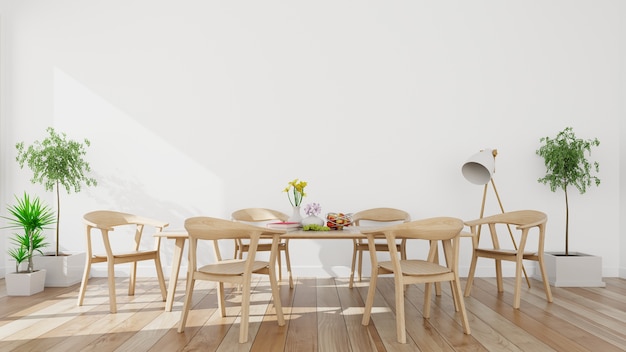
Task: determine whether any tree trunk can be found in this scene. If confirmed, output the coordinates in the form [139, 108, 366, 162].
[564, 186, 569, 256]
[56, 181, 61, 256]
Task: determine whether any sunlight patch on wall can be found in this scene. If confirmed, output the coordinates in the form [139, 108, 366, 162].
[52, 68, 223, 222]
[52, 67, 223, 275]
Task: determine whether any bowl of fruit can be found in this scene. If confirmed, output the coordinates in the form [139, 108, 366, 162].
[326, 212, 353, 230]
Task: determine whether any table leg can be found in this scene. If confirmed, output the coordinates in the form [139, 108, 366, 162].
[165, 237, 185, 312]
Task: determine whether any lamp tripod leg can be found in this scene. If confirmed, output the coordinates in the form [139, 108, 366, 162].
[489, 179, 531, 289]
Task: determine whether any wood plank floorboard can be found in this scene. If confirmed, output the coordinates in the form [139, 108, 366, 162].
[1, 276, 625, 351]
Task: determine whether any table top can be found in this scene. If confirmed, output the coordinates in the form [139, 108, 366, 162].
[154, 226, 473, 240]
[154, 226, 368, 239]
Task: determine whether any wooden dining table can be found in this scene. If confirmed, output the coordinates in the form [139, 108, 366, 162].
[154, 226, 370, 311]
[155, 226, 472, 312]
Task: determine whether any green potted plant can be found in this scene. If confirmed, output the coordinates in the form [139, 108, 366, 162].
[535, 126, 604, 287]
[3, 193, 55, 295]
[15, 127, 97, 286]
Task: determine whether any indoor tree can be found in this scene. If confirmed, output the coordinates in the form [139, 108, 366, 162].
[536, 126, 600, 256]
[16, 127, 97, 256]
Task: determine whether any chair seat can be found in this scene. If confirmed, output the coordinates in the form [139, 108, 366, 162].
[199, 260, 269, 276]
[379, 260, 452, 276]
[93, 249, 158, 259]
[475, 248, 538, 257]
[238, 242, 287, 251]
[355, 242, 401, 251]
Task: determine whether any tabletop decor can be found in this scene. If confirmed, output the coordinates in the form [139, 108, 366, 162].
[326, 212, 353, 230]
[283, 179, 307, 223]
[302, 202, 324, 226]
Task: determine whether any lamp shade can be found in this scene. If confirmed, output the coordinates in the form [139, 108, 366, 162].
[462, 149, 495, 185]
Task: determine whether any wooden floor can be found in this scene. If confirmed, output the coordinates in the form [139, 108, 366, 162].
[0, 276, 625, 351]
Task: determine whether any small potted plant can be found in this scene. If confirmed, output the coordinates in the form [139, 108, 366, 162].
[3, 193, 55, 295]
[15, 127, 97, 286]
[301, 202, 325, 227]
[535, 126, 604, 287]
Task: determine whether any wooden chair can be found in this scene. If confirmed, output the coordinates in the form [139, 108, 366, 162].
[77, 210, 168, 313]
[231, 208, 293, 289]
[463, 210, 553, 309]
[361, 217, 471, 343]
[350, 208, 411, 288]
[178, 216, 285, 343]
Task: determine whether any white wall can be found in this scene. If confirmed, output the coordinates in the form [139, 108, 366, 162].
[618, 1, 626, 277]
[1, 0, 623, 279]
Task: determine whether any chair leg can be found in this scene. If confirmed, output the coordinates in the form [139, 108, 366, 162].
[464, 253, 478, 297]
[239, 275, 253, 343]
[537, 255, 553, 303]
[129, 261, 137, 296]
[433, 249, 442, 296]
[283, 243, 294, 289]
[358, 248, 364, 282]
[218, 282, 226, 317]
[107, 262, 117, 313]
[423, 282, 433, 319]
[395, 275, 406, 344]
[452, 276, 471, 334]
[277, 246, 283, 281]
[513, 258, 523, 309]
[154, 256, 167, 301]
[495, 259, 504, 293]
[77, 259, 92, 307]
[349, 241, 358, 288]
[268, 254, 286, 326]
[361, 267, 378, 326]
[177, 276, 196, 333]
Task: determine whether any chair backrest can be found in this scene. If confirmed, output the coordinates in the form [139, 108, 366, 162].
[231, 208, 289, 223]
[83, 210, 168, 254]
[361, 217, 464, 270]
[185, 216, 286, 265]
[352, 207, 411, 226]
[464, 210, 547, 229]
[384, 217, 464, 241]
[186, 216, 286, 241]
[84, 210, 169, 230]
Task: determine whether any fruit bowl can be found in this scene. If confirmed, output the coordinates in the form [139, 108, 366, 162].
[326, 212, 353, 230]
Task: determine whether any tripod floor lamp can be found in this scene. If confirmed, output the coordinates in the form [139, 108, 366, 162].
[462, 149, 531, 288]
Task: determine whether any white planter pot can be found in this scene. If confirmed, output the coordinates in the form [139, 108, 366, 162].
[5, 269, 46, 296]
[33, 252, 87, 287]
[534, 252, 605, 287]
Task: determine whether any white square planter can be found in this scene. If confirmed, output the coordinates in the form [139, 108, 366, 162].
[534, 252, 605, 287]
[33, 252, 87, 287]
[5, 269, 46, 296]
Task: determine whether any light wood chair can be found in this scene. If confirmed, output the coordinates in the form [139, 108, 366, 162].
[350, 207, 411, 288]
[178, 216, 285, 343]
[361, 217, 471, 343]
[231, 208, 293, 289]
[77, 210, 168, 313]
[463, 210, 553, 309]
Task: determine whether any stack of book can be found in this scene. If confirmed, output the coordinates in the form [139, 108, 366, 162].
[266, 221, 301, 229]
